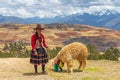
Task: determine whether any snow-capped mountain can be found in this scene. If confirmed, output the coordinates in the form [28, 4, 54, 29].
[0, 12, 120, 30]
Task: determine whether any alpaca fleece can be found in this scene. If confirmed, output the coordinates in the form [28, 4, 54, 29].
[54, 42, 88, 73]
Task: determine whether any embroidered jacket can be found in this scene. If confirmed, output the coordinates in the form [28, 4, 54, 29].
[31, 33, 47, 50]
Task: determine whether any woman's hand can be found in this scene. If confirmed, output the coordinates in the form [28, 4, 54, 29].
[34, 51, 38, 55]
[46, 47, 50, 51]
[33, 49, 38, 55]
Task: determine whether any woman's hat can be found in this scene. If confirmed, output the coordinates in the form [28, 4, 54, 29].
[34, 24, 45, 30]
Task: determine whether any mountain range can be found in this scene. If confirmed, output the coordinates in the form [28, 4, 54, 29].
[0, 12, 120, 30]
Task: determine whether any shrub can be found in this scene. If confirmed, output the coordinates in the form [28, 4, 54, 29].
[1, 41, 30, 58]
[87, 43, 101, 60]
[103, 47, 120, 61]
[0, 51, 14, 58]
[48, 47, 61, 59]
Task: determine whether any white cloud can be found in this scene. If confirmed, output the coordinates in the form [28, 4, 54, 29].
[16, 8, 34, 18]
[0, 8, 14, 16]
[90, 0, 114, 5]
[0, 0, 119, 18]
[8, 0, 35, 6]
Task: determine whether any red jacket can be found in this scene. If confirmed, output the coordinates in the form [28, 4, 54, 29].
[31, 33, 47, 50]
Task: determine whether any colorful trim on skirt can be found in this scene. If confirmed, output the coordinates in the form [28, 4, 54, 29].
[30, 50, 48, 65]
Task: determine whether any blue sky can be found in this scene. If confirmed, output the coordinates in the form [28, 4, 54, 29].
[0, 0, 120, 18]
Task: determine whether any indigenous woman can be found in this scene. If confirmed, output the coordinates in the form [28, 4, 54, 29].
[30, 24, 48, 74]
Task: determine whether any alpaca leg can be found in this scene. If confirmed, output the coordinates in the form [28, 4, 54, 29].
[78, 61, 82, 70]
[82, 60, 86, 70]
[70, 68, 73, 74]
[67, 60, 73, 73]
[67, 63, 70, 73]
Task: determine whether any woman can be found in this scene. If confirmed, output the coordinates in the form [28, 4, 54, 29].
[30, 24, 48, 74]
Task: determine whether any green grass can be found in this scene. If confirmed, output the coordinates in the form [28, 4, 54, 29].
[82, 76, 100, 80]
[85, 67, 103, 72]
[82, 76, 110, 80]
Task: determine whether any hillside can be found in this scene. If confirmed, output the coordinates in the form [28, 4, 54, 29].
[0, 58, 119, 80]
[0, 23, 120, 51]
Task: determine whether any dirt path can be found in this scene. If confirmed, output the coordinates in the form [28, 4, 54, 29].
[0, 58, 54, 80]
[0, 58, 120, 80]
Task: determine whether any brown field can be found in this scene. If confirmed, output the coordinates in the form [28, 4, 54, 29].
[0, 23, 120, 51]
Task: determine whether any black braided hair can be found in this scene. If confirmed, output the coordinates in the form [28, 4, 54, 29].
[35, 32, 41, 40]
[35, 32, 39, 39]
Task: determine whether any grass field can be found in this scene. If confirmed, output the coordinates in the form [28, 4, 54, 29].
[0, 58, 119, 80]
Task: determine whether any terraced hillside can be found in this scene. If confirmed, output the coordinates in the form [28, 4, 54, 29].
[0, 23, 120, 51]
